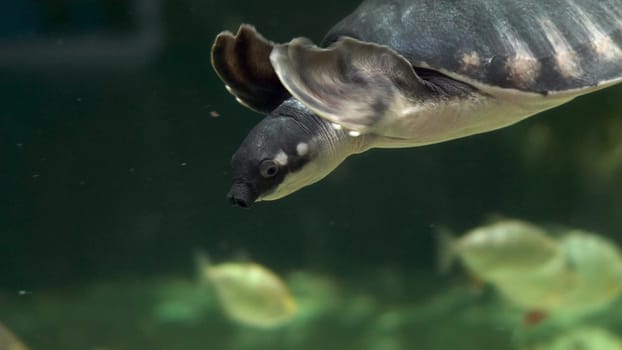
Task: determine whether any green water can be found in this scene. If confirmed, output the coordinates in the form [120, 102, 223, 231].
[2, 1, 622, 349]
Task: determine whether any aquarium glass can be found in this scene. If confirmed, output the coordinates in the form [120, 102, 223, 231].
[3, 1, 622, 349]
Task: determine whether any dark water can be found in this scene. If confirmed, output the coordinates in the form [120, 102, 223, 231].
[2, 1, 622, 349]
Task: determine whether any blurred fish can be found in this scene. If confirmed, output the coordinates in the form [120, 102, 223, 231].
[528, 327, 622, 350]
[497, 230, 622, 315]
[196, 252, 297, 328]
[553, 231, 622, 311]
[0, 322, 29, 350]
[441, 221, 622, 324]
[437, 219, 560, 282]
[491, 256, 577, 316]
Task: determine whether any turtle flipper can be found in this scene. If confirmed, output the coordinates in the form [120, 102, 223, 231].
[270, 37, 434, 136]
[211, 25, 290, 113]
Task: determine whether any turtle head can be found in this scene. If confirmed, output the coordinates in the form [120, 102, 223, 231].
[228, 99, 348, 208]
[212, 26, 368, 207]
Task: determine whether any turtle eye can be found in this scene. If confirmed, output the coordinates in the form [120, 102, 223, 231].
[259, 159, 279, 178]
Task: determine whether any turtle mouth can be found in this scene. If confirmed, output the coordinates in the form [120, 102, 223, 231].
[227, 182, 257, 208]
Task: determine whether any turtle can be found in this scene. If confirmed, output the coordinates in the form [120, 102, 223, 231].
[212, 0, 622, 208]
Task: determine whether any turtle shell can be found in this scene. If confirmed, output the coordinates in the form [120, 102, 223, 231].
[212, 0, 622, 137]
[323, 0, 622, 94]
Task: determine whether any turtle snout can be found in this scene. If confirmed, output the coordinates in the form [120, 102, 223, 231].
[227, 183, 255, 208]
[228, 193, 251, 208]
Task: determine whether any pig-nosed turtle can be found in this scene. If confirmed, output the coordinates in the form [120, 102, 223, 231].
[212, 0, 622, 208]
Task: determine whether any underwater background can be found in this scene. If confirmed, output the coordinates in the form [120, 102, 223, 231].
[2, 0, 622, 349]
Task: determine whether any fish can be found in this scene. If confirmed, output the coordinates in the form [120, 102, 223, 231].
[196, 253, 297, 328]
[529, 327, 622, 350]
[442, 221, 622, 322]
[548, 230, 622, 312]
[496, 229, 622, 316]
[491, 256, 578, 316]
[0, 322, 29, 350]
[437, 219, 560, 282]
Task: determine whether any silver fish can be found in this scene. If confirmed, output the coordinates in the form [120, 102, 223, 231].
[196, 253, 297, 328]
[438, 219, 560, 282]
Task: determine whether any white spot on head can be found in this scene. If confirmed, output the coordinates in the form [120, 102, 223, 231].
[274, 150, 288, 166]
[539, 18, 583, 78]
[260, 135, 353, 202]
[296, 142, 309, 156]
[331, 123, 343, 130]
[574, 6, 622, 61]
[348, 130, 361, 137]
